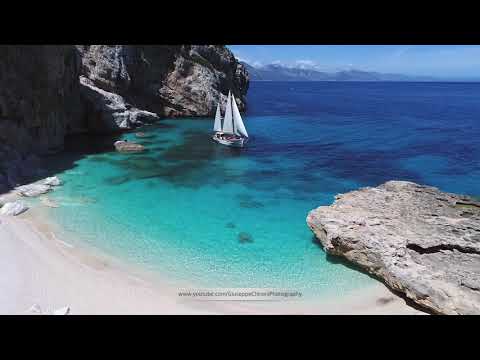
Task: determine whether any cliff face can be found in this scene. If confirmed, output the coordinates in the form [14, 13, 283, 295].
[77, 45, 249, 130]
[0, 44, 249, 189]
[0, 46, 84, 155]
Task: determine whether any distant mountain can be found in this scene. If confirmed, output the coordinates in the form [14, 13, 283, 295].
[241, 62, 437, 82]
[242, 63, 332, 81]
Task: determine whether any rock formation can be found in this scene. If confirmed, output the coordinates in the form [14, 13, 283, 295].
[76, 45, 248, 118]
[79, 76, 159, 133]
[16, 183, 52, 197]
[114, 140, 145, 153]
[307, 181, 480, 314]
[0, 46, 84, 155]
[43, 176, 62, 187]
[0, 201, 29, 216]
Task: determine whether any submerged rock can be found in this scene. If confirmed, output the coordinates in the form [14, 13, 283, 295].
[40, 196, 60, 208]
[239, 200, 264, 209]
[0, 201, 29, 216]
[307, 180, 480, 315]
[135, 132, 151, 138]
[238, 232, 254, 244]
[114, 140, 145, 153]
[15, 183, 52, 197]
[226, 222, 236, 229]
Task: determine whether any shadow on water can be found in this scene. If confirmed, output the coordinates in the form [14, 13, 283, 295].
[4, 132, 123, 190]
[40, 122, 431, 199]
[26, 113, 478, 203]
[92, 131, 250, 189]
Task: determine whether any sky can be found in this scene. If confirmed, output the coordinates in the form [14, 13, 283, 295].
[227, 45, 480, 78]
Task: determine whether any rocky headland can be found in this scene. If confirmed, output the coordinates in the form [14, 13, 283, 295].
[0, 45, 249, 193]
[307, 181, 480, 314]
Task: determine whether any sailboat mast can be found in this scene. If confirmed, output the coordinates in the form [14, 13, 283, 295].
[222, 91, 234, 134]
[232, 95, 236, 134]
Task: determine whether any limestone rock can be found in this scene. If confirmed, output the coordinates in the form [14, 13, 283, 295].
[0, 201, 29, 216]
[16, 183, 52, 197]
[114, 140, 145, 153]
[307, 180, 480, 315]
[43, 176, 62, 187]
[77, 45, 249, 117]
[80, 76, 159, 133]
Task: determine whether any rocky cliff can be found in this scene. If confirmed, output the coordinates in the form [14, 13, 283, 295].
[0, 46, 84, 155]
[307, 181, 480, 315]
[77, 45, 248, 119]
[0, 45, 248, 190]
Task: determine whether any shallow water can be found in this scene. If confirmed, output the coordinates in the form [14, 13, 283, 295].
[43, 81, 480, 298]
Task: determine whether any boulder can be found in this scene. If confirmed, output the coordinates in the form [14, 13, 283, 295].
[114, 140, 145, 153]
[0, 201, 29, 216]
[16, 183, 52, 197]
[307, 180, 480, 315]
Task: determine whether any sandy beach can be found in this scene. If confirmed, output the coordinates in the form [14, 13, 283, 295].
[0, 206, 424, 315]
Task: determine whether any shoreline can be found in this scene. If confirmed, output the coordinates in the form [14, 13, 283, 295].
[0, 204, 424, 314]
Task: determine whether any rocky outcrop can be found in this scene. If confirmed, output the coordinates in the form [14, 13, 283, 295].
[80, 76, 159, 133]
[16, 183, 52, 197]
[76, 45, 249, 118]
[114, 140, 145, 153]
[13, 176, 62, 198]
[43, 176, 62, 187]
[0, 201, 29, 216]
[307, 181, 480, 315]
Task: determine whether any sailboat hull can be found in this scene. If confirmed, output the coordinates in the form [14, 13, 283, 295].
[212, 133, 246, 148]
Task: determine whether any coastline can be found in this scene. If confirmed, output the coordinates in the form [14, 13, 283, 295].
[0, 205, 424, 315]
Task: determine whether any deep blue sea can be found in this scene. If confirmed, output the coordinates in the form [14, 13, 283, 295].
[41, 81, 480, 298]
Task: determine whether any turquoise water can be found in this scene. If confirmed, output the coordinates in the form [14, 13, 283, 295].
[42, 82, 480, 298]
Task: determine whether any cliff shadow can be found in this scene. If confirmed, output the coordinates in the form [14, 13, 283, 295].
[1, 132, 124, 192]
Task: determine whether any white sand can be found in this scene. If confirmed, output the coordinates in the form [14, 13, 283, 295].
[0, 210, 425, 315]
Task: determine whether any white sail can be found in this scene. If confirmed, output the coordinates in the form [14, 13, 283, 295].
[222, 91, 234, 134]
[213, 103, 222, 132]
[231, 94, 248, 138]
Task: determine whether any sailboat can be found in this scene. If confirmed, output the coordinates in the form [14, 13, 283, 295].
[212, 91, 249, 148]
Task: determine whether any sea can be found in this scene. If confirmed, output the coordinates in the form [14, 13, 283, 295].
[38, 81, 480, 299]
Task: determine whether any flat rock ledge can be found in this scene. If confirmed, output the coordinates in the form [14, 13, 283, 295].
[307, 181, 480, 315]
